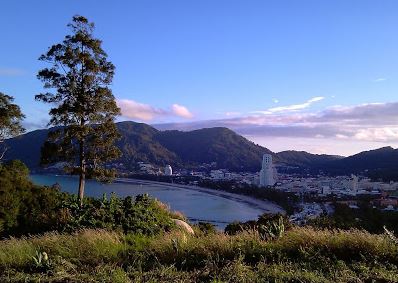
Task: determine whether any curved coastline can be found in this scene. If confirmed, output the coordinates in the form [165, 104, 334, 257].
[115, 178, 285, 215]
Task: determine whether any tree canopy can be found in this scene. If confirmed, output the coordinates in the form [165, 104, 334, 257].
[36, 15, 121, 204]
[0, 92, 25, 160]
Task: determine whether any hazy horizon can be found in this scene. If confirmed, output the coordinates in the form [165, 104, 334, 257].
[15, 120, 396, 157]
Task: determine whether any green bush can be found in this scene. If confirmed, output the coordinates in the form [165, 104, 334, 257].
[0, 160, 178, 237]
[58, 193, 176, 236]
[0, 160, 61, 236]
[225, 213, 290, 240]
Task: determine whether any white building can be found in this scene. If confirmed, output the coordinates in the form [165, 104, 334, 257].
[260, 154, 276, 187]
[351, 174, 358, 192]
[210, 169, 224, 180]
[321, 185, 331, 195]
[164, 165, 173, 176]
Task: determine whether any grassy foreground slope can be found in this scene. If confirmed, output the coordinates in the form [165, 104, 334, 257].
[1, 227, 398, 282]
[1, 161, 398, 282]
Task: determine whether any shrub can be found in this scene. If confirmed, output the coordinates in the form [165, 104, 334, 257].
[0, 161, 178, 237]
[225, 213, 290, 240]
[0, 160, 61, 236]
[196, 222, 217, 235]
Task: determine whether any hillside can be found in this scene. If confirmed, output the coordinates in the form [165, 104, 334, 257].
[115, 121, 179, 167]
[328, 147, 398, 171]
[4, 121, 274, 171]
[155, 127, 272, 171]
[3, 128, 50, 169]
[276, 150, 343, 167]
[5, 121, 397, 175]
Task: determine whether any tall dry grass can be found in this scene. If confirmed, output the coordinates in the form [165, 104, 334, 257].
[1, 227, 398, 282]
[0, 229, 123, 270]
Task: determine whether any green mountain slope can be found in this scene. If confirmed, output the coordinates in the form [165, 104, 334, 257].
[6, 121, 394, 174]
[276, 150, 343, 167]
[4, 122, 273, 171]
[322, 146, 398, 176]
[155, 127, 272, 171]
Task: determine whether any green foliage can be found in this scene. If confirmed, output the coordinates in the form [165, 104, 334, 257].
[32, 251, 51, 272]
[225, 213, 290, 240]
[308, 202, 398, 233]
[196, 222, 217, 235]
[5, 121, 275, 172]
[1, 225, 398, 281]
[319, 146, 398, 176]
[0, 161, 177, 237]
[155, 127, 271, 171]
[384, 226, 398, 245]
[257, 215, 285, 240]
[57, 193, 176, 235]
[35, 15, 121, 203]
[0, 92, 25, 160]
[0, 160, 60, 235]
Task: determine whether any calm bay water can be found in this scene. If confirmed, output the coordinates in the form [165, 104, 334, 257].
[30, 175, 265, 229]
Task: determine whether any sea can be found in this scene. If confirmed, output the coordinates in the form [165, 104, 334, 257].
[30, 174, 265, 229]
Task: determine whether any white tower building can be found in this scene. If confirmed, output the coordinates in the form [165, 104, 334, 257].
[164, 165, 173, 176]
[260, 154, 275, 187]
[351, 174, 358, 192]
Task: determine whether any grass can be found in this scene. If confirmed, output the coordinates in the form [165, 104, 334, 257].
[1, 227, 398, 282]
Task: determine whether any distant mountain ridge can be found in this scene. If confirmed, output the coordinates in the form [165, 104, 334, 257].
[4, 121, 273, 171]
[276, 150, 344, 167]
[320, 146, 398, 174]
[4, 121, 398, 176]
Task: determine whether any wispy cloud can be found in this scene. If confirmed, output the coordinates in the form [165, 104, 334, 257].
[373, 77, 387, 82]
[22, 120, 49, 131]
[272, 98, 279, 103]
[155, 102, 398, 144]
[0, 67, 25, 76]
[117, 99, 193, 121]
[225, 112, 241, 117]
[254, 96, 325, 114]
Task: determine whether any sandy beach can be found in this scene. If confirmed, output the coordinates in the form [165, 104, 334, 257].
[115, 178, 285, 215]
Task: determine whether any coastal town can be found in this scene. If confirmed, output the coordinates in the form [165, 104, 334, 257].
[125, 153, 398, 224]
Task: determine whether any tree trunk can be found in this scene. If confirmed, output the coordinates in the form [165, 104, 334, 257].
[0, 142, 7, 161]
[78, 132, 86, 206]
[78, 164, 85, 206]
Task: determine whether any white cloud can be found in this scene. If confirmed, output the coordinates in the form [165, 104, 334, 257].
[117, 99, 166, 120]
[225, 111, 241, 117]
[0, 67, 25, 76]
[373, 78, 387, 82]
[255, 96, 325, 114]
[155, 101, 398, 144]
[354, 128, 398, 142]
[336, 134, 349, 139]
[117, 99, 193, 121]
[272, 98, 279, 103]
[171, 104, 193, 119]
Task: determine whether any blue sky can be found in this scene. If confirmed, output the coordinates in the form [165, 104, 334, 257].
[1, 0, 398, 155]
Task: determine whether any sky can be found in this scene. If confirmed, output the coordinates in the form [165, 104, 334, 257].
[1, 0, 398, 156]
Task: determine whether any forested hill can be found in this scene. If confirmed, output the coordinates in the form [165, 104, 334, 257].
[276, 150, 344, 167]
[5, 121, 397, 176]
[4, 121, 273, 171]
[319, 147, 398, 180]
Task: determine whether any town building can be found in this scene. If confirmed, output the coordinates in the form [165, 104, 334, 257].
[164, 165, 173, 176]
[260, 154, 276, 187]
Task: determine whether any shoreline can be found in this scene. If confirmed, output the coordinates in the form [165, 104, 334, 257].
[30, 174, 285, 219]
[115, 177, 285, 215]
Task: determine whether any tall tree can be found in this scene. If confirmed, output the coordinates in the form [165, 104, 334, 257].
[0, 93, 25, 160]
[36, 15, 121, 205]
